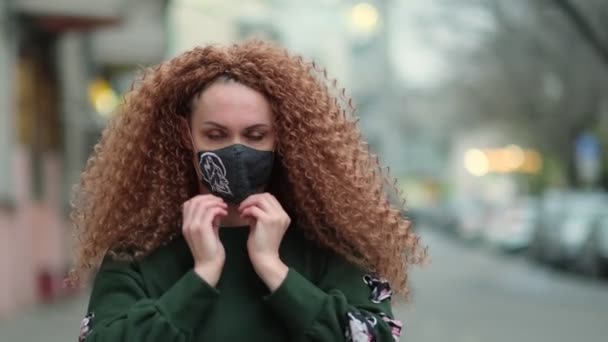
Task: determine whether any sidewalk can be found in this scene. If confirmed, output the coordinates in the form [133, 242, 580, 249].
[0, 294, 88, 342]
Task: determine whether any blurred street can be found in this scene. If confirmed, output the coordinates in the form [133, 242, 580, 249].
[0, 294, 86, 342]
[398, 229, 608, 342]
[2, 228, 607, 342]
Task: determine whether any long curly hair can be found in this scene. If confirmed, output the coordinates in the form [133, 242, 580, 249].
[70, 40, 424, 297]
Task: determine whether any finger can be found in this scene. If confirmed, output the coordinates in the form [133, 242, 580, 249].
[239, 193, 265, 211]
[259, 194, 290, 227]
[190, 197, 227, 222]
[191, 194, 226, 208]
[197, 193, 225, 201]
[182, 208, 192, 239]
[183, 196, 221, 226]
[183, 200, 200, 230]
[213, 219, 220, 236]
[200, 206, 228, 229]
[254, 193, 280, 212]
[197, 206, 228, 229]
[241, 205, 268, 221]
[183, 200, 194, 225]
[182, 202, 195, 242]
[189, 206, 225, 237]
[264, 193, 283, 211]
[259, 194, 280, 214]
[240, 194, 273, 213]
[212, 215, 221, 229]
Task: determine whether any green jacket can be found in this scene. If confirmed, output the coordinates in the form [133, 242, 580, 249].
[80, 226, 403, 341]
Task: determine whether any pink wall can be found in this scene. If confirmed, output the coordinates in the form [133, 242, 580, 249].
[0, 146, 70, 317]
[0, 207, 17, 316]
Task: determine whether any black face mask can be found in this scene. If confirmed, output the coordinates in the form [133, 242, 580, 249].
[196, 144, 275, 204]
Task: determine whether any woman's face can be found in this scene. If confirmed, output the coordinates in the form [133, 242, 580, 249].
[189, 81, 275, 152]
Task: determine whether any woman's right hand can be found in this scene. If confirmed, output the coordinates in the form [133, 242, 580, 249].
[182, 194, 228, 287]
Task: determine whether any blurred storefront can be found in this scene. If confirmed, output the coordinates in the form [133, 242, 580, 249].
[0, 0, 168, 317]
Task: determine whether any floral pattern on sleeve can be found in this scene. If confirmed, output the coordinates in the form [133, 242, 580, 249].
[78, 312, 95, 342]
[344, 309, 403, 342]
[379, 312, 403, 341]
[345, 310, 378, 342]
[362, 274, 393, 304]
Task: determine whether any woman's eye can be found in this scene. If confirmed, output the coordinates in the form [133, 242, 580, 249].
[207, 133, 225, 141]
[247, 134, 265, 141]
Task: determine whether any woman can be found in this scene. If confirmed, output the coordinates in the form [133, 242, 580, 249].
[72, 40, 423, 342]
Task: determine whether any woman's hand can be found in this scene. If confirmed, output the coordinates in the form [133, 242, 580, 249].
[239, 193, 290, 292]
[182, 194, 228, 287]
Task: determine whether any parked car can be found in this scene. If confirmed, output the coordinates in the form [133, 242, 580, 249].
[576, 211, 608, 277]
[484, 197, 540, 252]
[406, 205, 449, 232]
[450, 199, 491, 242]
[596, 214, 608, 275]
[529, 190, 571, 262]
[539, 191, 606, 267]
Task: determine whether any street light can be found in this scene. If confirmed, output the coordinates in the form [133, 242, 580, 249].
[465, 146, 543, 176]
[464, 149, 489, 177]
[349, 2, 380, 36]
[88, 78, 120, 117]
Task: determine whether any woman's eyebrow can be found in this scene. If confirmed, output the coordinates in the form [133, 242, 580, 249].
[201, 121, 227, 129]
[200, 122, 270, 131]
[244, 124, 270, 130]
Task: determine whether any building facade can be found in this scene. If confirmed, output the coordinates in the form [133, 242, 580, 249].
[0, 0, 168, 317]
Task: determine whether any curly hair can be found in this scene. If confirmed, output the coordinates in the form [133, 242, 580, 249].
[70, 40, 425, 297]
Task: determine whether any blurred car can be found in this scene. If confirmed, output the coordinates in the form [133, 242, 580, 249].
[536, 191, 606, 268]
[404, 206, 445, 230]
[421, 201, 459, 236]
[484, 197, 540, 252]
[597, 214, 608, 274]
[449, 199, 491, 242]
[576, 211, 608, 277]
[530, 189, 575, 262]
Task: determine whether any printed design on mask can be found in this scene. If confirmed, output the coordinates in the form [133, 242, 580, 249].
[199, 152, 233, 196]
[345, 310, 378, 342]
[78, 312, 95, 342]
[362, 274, 393, 303]
[379, 313, 403, 341]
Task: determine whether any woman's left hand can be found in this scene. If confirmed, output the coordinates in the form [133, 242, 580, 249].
[239, 193, 290, 292]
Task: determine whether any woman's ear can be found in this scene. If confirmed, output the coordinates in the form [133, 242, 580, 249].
[178, 116, 193, 151]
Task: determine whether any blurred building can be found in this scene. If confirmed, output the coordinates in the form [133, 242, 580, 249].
[0, 0, 168, 317]
[169, 0, 352, 85]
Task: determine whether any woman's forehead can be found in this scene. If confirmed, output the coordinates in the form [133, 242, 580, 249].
[191, 82, 273, 126]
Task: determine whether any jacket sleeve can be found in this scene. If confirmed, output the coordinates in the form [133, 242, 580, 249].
[79, 257, 219, 342]
[264, 253, 403, 342]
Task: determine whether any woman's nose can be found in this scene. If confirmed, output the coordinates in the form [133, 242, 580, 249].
[231, 136, 243, 145]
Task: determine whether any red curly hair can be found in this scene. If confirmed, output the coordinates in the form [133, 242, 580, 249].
[70, 40, 424, 297]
